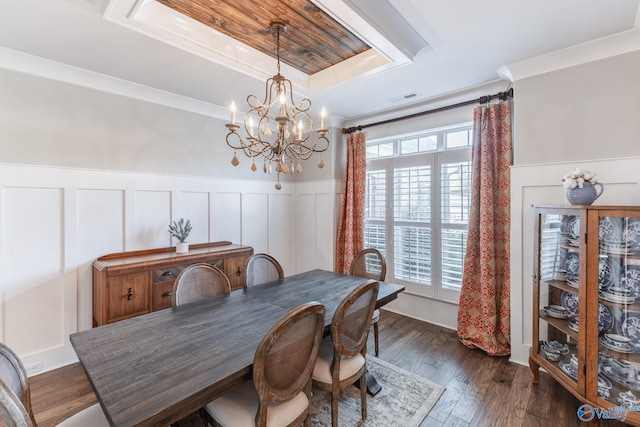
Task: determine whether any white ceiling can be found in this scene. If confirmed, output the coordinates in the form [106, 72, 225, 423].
[0, 0, 639, 123]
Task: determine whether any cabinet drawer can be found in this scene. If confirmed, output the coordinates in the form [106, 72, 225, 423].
[153, 281, 174, 311]
[106, 272, 150, 323]
[153, 266, 186, 283]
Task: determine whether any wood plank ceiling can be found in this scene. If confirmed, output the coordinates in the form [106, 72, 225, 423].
[155, 0, 371, 75]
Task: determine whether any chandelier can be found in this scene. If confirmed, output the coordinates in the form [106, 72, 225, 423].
[225, 21, 329, 190]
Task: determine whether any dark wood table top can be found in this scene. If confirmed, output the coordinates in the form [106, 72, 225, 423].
[70, 269, 405, 427]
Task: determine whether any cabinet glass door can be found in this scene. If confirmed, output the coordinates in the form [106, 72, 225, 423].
[597, 215, 640, 410]
[537, 212, 580, 385]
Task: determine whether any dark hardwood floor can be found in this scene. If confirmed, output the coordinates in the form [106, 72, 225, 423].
[29, 311, 627, 427]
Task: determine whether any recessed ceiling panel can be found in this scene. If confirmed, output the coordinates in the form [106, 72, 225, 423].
[155, 0, 371, 75]
[102, 0, 414, 94]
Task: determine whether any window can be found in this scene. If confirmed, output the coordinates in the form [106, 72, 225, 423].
[365, 124, 472, 303]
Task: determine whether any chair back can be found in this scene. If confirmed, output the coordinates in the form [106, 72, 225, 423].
[252, 302, 325, 425]
[0, 342, 36, 427]
[246, 253, 284, 287]
[350, 248, 386, 281]
[171, 263, 231, 306]
[331, 281, 379, 358]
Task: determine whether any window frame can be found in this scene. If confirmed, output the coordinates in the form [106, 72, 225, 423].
[364, 123, 472, 304]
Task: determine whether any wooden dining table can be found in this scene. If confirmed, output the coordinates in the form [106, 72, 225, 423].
[70, 269, 405, 427]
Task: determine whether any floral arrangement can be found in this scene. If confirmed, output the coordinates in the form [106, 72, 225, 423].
[562, 167, 598, 189]
[168, 218, 192, 243]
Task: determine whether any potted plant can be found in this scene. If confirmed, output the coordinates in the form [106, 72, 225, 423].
[168, 218, 192, 253]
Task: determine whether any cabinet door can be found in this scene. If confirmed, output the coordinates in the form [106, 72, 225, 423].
[106, 272, 151, 323]
[593, 213, 640, 411]
[534, 209, 585, 394]
[225, 255, 249, 290]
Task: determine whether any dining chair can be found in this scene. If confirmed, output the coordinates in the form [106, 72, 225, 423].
[312, 280, 379, 427]
[171, 263, 231, 306]
[204, 302, 325, 427]
[245, 253, 284, 287]
[0, 342, 109, 427]
[349, 248, 386, 356]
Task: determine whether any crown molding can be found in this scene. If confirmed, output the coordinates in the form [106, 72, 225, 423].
[503, 28, 640, 82]
[0, 46, 228, 119]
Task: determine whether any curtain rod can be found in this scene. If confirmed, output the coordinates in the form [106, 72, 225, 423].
[342, 87, 514, 135]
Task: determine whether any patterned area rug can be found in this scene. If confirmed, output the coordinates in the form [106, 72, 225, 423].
[310, 356, 445, 426]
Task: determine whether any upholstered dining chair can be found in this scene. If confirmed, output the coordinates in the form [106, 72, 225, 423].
[349, 248, 386, 356]
[171, 263, 231, 306]
[245, 253, 284, 287]
[0, 342, 109, 427]
[204, 302, 325, 427]
[312, 280, 379, 427]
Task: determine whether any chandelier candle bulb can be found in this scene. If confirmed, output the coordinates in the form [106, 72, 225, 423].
[320, 107, 326, 129]
[230, 101, 236, 124]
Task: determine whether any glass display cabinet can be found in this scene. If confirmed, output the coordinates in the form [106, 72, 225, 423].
[530, 205, 640, 424]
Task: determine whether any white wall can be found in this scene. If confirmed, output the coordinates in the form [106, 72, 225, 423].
[0, 164, 338, 373]
[0, 53, 341, 373]
[513, 50, 640, 166]
[509, 49, 640, 365]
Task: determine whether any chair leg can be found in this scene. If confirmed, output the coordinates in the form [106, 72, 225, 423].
[373, 321, 380, 357]
[331, 385, 339, 427]
[360, 374, 367, 420]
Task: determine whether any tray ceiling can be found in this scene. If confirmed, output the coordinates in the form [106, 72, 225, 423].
[155, 0, 371, 75]
[101, 0, 417, 94]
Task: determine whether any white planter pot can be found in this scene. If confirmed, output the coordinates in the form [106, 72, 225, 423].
[176, 242, 189, 254]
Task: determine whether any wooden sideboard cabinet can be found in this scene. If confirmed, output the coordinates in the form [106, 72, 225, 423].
[92, 241, 253, 326]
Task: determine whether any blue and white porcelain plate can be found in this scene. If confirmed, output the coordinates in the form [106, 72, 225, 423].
[560, 361, 578, 380]
[561, 291, 579, 317]
[568, 216, 580, 240]
[621, 266, 640, 297]
[618, 311, 640, 343]
[625, 218, 640, 251]
[600, 217, 624, 243]
[599, 303, 614, 334]
[564, 251, 580, 282]
[599, 257, 618, 289]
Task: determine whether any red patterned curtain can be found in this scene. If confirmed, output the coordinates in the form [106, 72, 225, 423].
[457, 100, 513, 356]
[335, 132, 367, 274]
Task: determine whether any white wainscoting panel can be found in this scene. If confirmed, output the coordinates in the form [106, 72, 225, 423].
[294, 181, 340, 272]
[212, 192, 242, 243]
[133, 190, 171, 250]
[242, 193, 269, 254]
[270, 193, 293, 275]
[315, 193, 333, 270]
[76, 189, 125, 331]
[2, 187, 66, 359]
[0, 163, 341, 373]
[295, 193, 316, 273]
[177, 191, 210, 245]
[510, 157, 640, 366]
